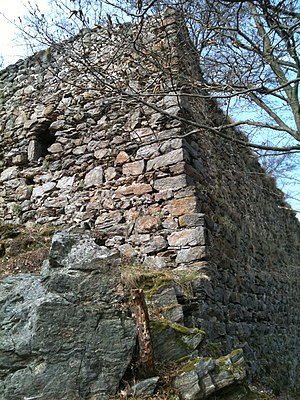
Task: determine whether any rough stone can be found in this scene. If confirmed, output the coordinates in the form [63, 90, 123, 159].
[0, 9, 299, 393]
[48, 143, 63, 153]
[0, 166, 18, 182]
[115, 183, 152, 196]
[150, 320, 205, 362]
[174, 350, 246, 400]
[0, 231, 136, 400]
[165, 196, 199, 217]
[57, 175, 75, 191]
[154, 174, 190, 192]
[176, 246, 207, 264]
[115, 151, 130, 165]
[147, 149, 188, 171]
[135, 215, 161, 233]
[168, 227, 206, 247]
[131, 377, 160, 397]
[84, 166, 104, 187]
[179, 213, 205, 228]
[142, 235, 168, 253]
[123, 160, 145, 176]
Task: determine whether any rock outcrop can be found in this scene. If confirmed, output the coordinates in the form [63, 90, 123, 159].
[0, 231, 136, 400]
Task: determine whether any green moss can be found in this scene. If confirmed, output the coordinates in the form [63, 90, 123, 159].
[150, 319, 205, 337]
[122, 264, 208, 303]
[141, 274, 174, 298]
[180, 357, 200, 373]
[11, 203, 22, 216]
[216, 354, 231, 367]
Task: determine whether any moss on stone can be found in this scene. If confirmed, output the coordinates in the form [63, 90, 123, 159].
[150, 319, 205, 337]
[180, 357, 200, 373]
[139, 273, 174, 299]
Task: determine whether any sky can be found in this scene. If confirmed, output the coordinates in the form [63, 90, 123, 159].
[1, 1, 300, 217]
[0, 0, 48, 67]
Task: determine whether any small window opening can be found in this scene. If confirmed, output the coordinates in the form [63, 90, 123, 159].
[28, 121, 56, 162]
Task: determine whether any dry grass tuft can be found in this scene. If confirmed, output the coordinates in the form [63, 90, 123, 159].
[0, 223, 55, 278]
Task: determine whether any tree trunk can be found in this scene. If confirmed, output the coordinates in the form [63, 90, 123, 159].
[131, 288, 155, 376]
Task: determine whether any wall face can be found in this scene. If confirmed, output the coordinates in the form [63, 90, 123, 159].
[184, 103, 300, 388]
[0, 10, 299, 390]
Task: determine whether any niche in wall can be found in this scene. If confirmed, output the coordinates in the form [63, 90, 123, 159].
[28, 121, 56, 162]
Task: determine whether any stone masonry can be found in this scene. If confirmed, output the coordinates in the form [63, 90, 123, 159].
[0, 9, 299, 390]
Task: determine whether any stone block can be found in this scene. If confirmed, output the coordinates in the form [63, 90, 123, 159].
[147, 148, 188, 171]
[136, 143, 159, 159]
[115, 151, 129, 165]
[57, 176, 75, 191]
[130, 127, 153, 140]
[49, 119, 65, 131]
[32, 185, 45, 197]
[115, 183, 152, 196]
[94, 148, 109, 159]
[168, 227, 205, 247]
[179, 213, 205, 228]
[123, 160, 145, 176]
[135, 215, 161, 233]
[165, 196, 198, 217]
[48, 143, 63, 153]
[0, 166, 19, 182]
[105, 166, 117, 181]
[162, 217, 178, 229]
[28, 140, 42, 161]
[176, 246, 207, 264]
[118, 243, 138, 258]
[95, 210, 123, 227]
[12, 154, 27, 165]
[72, 145, 87, 155]
[84, 166, 103, 187]
[154, 174, 191, 192]
[15, 185, 32, 200]
[44, 196, 68, 208]
[143, 255, 172, 269]
[142, 235, 168, 253]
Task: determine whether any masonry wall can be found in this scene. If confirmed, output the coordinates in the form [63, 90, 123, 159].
[0, 9, 299, 390]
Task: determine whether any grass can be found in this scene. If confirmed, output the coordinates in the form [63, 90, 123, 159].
[0, 223, 55, 278]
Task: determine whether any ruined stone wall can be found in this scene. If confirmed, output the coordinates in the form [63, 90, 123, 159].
[0, 9, 299, 390]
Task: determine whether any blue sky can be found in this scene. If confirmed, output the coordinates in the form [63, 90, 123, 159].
[0, 1, 48, 66]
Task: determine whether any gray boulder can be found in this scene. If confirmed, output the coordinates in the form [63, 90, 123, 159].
[0, 230, 136, 400]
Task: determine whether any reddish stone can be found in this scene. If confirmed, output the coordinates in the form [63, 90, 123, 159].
[165, 196, 198, 217]
[116, 183, 152, 197]
[135, 215, 161, 233]
[115, 151, 130, 165]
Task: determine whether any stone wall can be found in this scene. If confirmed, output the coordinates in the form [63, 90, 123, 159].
[0, 9, 299, 391]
